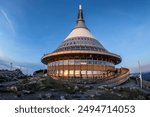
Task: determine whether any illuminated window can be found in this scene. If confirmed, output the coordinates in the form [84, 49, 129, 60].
[60, 70, 63, 75]
[97, 71, 101, 74]
[69, 70, 74, 75]
[75, 70, 80, 75]
[64, 70, 68, 76]
[93, 71, 97, 74]
[81, 71, 86, 74]
[87, 71, 92, 74]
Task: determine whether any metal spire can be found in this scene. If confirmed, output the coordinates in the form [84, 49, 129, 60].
[77, 4, 84, 21]
[79, 4, 82, 10]
[74, 4, 87, 29]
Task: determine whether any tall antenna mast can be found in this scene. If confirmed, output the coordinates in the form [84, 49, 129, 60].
[138, 61, 142, 88]
[10, 62, 13, 71]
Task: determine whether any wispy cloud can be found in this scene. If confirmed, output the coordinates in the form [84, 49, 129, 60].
[0, 9, 17, 60]
[0, 9, 15, 34]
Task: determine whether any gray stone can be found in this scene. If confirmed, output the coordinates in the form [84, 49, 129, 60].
[22, 90, 32, 94]
[116, 93, 122, 97]
[45, 93, 52, 99]
[67, 87, 71, 90]
[50, 89, 56, 92]
[90, 94, 95, 98]
[85, 85, 93, 90]
[113, 87, 117, 90]
[74, 86, 79, 90]
[97, 86, 104, 90]
[10, 86, 17, 92]
[72, 94, 81, 99]
[60, 96, 65, 100]
[95, 91, 101, 96]
[28, 81, 37, 85]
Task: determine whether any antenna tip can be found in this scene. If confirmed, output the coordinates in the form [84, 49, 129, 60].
[79, 4, 82, 10]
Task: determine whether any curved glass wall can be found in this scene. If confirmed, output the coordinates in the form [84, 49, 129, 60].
[48, 59, 115, 78]
[48, 59, 114, 67]
[49, 70, 109, 78]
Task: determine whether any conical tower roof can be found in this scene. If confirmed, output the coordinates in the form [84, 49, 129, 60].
[54, 5, 107, 53]
[65, 5, 95, 39]
[42, 5, 122, 65]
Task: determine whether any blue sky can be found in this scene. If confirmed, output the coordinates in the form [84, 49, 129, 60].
[0, 0, 150, 73]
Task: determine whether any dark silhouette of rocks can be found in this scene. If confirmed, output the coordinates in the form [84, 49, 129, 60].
[0, 69, 27, 83]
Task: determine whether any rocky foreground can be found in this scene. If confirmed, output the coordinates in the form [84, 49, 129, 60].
[0, 69, 150, 100]
[0, 69, 27, 82]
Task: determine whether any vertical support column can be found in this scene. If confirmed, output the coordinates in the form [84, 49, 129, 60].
[102, 58, 104, 79]
[57, 60, 60, 78]
[54, 61, 56, 77]
[63, 60, 64, 79]
[99, 59, 102, 79]
[93, 58, 95, 79]
[97, 58, 99, 79]
[92, 57, 94, 79]
[57, 61, 58, 77]
[86, 58, 88, 79]
[80, 57, 81, 79]
[104, 61, 106, 79]
[55, 60, 57, 77]
[56, 61, 57, 77]
[73, 59, 75, 78]
[68, 59, 69, 79]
